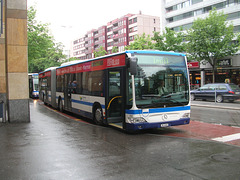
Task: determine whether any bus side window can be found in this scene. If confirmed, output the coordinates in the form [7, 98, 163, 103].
[76, 73, 82, 94]
[91, 71, 103, 96]
[82, 72, 90, 95]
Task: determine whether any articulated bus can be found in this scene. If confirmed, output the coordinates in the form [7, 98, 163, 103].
[39, 50, 191, 131]
[28, 73, 39, 98]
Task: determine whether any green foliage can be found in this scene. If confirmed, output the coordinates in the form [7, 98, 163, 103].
[94, 46, 107, 58]
[125, 33, 154, 50]
[186, 9, 240, 82]
[112, 46, 119, 53]
[28, 6, 65, 73]
[152, 27, 186, 52]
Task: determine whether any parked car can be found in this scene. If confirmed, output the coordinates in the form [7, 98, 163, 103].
[190, 83, 240, 103]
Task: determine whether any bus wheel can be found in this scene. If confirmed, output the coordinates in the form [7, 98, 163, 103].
[93, 105, 103, 125]
[59, 99, 64, 112]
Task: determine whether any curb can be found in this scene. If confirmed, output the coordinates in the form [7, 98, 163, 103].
[191, 103, 240, 110]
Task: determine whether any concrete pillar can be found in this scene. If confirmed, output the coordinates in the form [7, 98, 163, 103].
[0, 0, 30, 123]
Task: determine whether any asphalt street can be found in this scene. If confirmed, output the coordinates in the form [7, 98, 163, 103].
[0, 99, 239, 179]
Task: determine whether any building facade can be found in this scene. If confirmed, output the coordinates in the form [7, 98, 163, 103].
[163, 0, 240, 87]
[0, 0, 29, 122]
[71, 13, 160, 59]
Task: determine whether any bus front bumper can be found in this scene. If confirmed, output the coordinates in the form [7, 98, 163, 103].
[125, 118, 190, 131]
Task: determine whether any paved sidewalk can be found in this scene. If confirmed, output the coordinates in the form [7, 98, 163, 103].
[191, 99, 240, 110]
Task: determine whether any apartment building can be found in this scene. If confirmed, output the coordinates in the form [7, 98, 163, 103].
[163, 0, 240, 87]
[71, 13, 160, 59]
[107, 14, 132, 54]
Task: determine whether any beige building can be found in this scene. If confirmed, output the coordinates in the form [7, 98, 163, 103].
[0, 0, 29, 122]
[128, 14, 160, 42]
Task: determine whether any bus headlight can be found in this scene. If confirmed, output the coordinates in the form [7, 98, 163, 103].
[128, 116, 147, 123]
[182, 113, 190, 118]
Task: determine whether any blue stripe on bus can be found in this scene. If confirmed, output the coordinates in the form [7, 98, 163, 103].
[125, 106, 190, 115]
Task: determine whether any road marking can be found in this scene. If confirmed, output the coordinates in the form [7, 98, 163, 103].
[212, 133, 240, 142]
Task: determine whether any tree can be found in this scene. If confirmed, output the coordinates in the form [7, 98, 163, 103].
[112, 46, 119, 53]
[186, 9, 240, 83]
[28, 6, 65, 73]
[125, 33, 154, 50]
[94, 46, 107, 58]
[152, 27, 186, 52]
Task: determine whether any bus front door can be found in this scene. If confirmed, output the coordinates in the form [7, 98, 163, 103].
[107, 69, 124, 126]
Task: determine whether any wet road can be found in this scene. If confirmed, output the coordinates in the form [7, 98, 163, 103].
[191, 106, 240, 127]
[0, 100, 240, 179]
[191, 100, 240, 127]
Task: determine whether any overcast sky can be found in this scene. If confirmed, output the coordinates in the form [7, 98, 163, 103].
[27, 0, 162, 50]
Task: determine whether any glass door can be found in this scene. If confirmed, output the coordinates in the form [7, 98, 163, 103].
[107, 69, 124, 123]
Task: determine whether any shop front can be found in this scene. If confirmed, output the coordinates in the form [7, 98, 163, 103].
[188, 62, 201, 90]
[188, 57, 240, 89]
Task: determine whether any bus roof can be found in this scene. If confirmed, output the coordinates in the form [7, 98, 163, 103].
[39, 67, 58, 74]
[57, 50, 186, 69]
[28, 73, 39, 76]
[125, 50, 186, 56]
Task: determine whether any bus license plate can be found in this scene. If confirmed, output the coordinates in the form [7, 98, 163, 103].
[161, 123, 169, 127]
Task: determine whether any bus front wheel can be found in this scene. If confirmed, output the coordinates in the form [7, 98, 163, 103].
[93, 105, 104, 125]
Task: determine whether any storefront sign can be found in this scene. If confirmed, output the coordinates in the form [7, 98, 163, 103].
[187, 62, 199, 68]
[0, 0, 2, 36]
[217, 59, 232, 66]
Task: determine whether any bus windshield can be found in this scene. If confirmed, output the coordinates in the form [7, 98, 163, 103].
[33, 78, 39, 91]
[127, 54, 189, 109]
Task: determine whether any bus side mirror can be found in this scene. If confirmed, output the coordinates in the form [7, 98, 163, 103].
[128, 57, 138, 76]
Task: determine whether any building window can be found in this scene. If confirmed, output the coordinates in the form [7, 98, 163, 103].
[203, 6, 212, 13]
[192, 0, 203, 5]
[213, 2, 226, 10]
[227, 12, 240, 20]
[194, 9, 203, 16]
[227, 0, 240, 6]
[166, 0, 203, 13]
[172, 23, 192, 32]
[133, 17, 137, 23]
[234, 25, 240, 32]
[129, 36, 134, 41]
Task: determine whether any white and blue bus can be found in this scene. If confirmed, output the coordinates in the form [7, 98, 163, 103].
[39, 50, 191, 131]
[28, 73, 39, 98]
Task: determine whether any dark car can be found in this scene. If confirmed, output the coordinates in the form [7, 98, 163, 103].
[190, 83, 240, 103]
